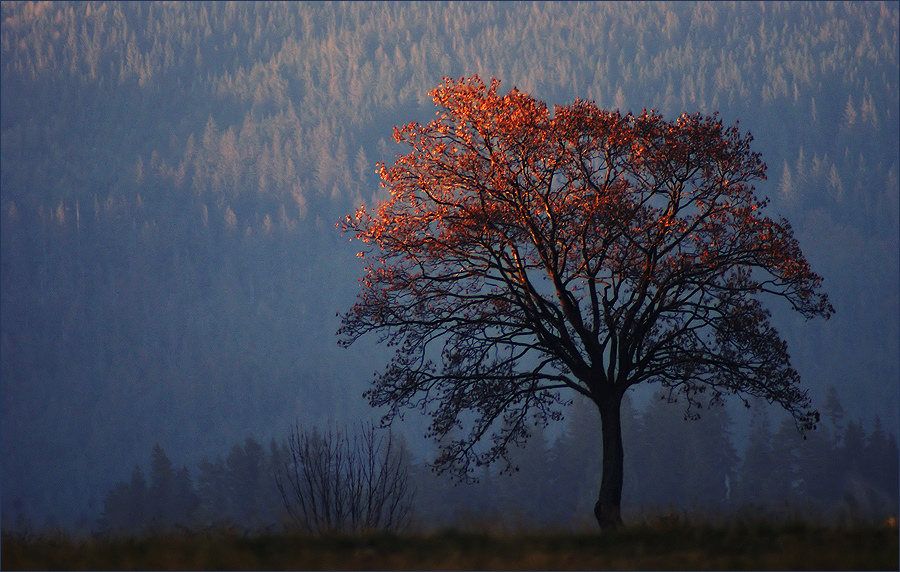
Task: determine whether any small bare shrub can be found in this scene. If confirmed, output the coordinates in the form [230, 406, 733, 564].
[275, 422, 414, 534]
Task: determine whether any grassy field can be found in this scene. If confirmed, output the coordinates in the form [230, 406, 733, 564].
[3, 520, 898, 570]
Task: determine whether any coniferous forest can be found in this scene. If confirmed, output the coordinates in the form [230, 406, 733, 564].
[1, 1, 897, 534]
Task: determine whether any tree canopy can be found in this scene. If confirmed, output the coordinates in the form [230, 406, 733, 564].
[340, 76, 833, 529]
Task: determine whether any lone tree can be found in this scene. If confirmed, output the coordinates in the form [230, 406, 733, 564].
[339, 76, 833, 530]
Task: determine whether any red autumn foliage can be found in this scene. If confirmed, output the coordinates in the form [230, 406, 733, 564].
[339, 76, 833, 529]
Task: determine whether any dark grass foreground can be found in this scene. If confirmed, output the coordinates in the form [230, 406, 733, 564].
[3, 520, 898, 571]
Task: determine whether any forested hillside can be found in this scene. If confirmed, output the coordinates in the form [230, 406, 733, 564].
[1, 1, 897, 530]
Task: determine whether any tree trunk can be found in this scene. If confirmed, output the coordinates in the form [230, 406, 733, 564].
[594, 396, 624, 531]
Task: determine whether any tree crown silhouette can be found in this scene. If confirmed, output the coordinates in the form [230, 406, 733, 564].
[339, 75, 833, 529]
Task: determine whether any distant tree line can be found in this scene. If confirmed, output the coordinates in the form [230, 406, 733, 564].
[99, 438, 284, 535]
[95, 388, 897, 536]
[98, 423, 414, 536]
[417, 388, 898, 529]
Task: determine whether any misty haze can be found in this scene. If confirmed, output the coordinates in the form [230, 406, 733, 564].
[1, 1, 897, 551]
